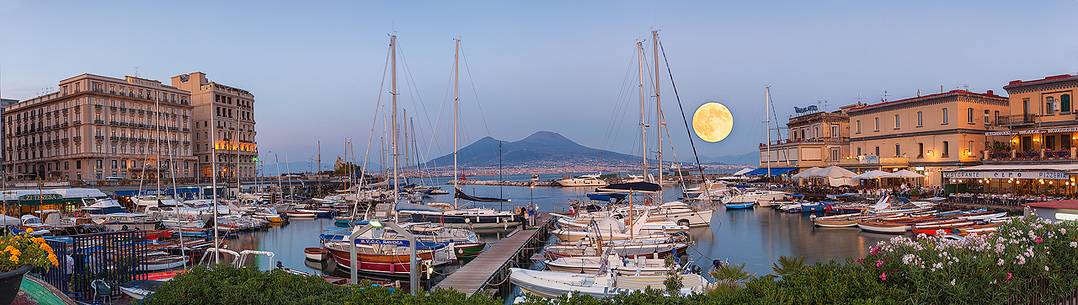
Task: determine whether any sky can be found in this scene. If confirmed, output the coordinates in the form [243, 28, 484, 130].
[2, 0, 1078, 166]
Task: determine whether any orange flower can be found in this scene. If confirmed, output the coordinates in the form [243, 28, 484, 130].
[47, 253, 58, 267]
[8, 254, 17, 264]
[25, 228, 33, 233]
[5, 246, 20, 257]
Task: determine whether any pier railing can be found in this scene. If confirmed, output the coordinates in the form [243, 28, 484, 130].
[36, 231, 149, 301]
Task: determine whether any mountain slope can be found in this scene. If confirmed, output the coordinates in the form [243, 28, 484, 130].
[425, 131, 640, 167]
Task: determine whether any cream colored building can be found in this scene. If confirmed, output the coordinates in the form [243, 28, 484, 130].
[759, 107, 852, 169]
[846, 90, 1008, 186]
[3, 74, 195, 182]
[171, 72, 258, 180]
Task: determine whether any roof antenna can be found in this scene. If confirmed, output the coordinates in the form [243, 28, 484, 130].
[882, 90, 888, 102]
[916, 89, 921, 97]
[135, 66, 140, 78]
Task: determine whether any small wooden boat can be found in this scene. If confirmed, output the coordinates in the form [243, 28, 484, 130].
[958, 223, 1002, 235]
[545, 255, 670, 275]
[141, 255, 187, 271]
[286, 211, 317, 219]
[304, 247, 328, 261]
[509, 268, 709, 299]
[857, 220, 910, 234]
[296, 209, 333, 218]
[119, 280, 164, 300]
[451, 242, 486, 263]
[813, 218, 860, 228]
[323, 242, 440, 276]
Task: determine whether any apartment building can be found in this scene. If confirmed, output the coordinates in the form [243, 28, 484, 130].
[3, 74, 196, 182]
[846, 90, 1008, 186]
[759, 107, 852, 170]
[171, 72, 258, 180]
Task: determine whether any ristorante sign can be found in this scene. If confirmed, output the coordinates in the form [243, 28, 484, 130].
[943, 170, 1070, 180]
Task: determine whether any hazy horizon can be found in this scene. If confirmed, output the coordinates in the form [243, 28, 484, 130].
[3, 0, 1077, 165]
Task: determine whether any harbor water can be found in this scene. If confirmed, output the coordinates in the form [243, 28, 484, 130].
[223, 174, 889, 279]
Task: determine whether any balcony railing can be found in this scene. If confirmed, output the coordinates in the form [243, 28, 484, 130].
[985, 149, 1076, 161]
[760, 137, 849, 148]
[996, 114, 1039, 127]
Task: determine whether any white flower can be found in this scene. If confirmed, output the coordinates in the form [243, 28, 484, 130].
[1060, 228, 1068, 235]
[950, 279, 956, 286]
[997, 258, 1004, 266]
[1045, 266, 1049, 272]
[1070, 241, 1077, 248]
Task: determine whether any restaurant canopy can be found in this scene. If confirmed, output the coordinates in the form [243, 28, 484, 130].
[791, 167, 823, 179]
[811, 166, 856, 178]
[892, 169, 925, 179]
[744, 167, 798, 176]
[854, 170, 896, 180]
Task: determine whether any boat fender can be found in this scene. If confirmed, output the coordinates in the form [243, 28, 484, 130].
[465, 218, 471, 224]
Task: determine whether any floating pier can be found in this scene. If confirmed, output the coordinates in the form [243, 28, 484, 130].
[434, 215, 552, 296]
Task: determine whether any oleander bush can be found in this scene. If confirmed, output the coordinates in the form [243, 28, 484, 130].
[149, 217, 1077, 305]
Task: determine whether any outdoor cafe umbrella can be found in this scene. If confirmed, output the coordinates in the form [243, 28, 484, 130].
[792, 167, 823, 179]
[854, 170, 897, 180]
[892, 169, 925, 178]
[813, 166, 856, 178]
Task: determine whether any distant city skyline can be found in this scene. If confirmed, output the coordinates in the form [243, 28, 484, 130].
[2, 0, 1077, 165]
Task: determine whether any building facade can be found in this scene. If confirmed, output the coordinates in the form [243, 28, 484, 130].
[845, 90, 1009, 186]
[0, 98, 18, 165]
[985, 74, 1078, 161]
[170, 72, 258, 181]
[759, 107, 852, 169]
[3, 74, 195, 182]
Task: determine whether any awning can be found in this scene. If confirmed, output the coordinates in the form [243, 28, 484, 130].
[745, 167, 797, 176]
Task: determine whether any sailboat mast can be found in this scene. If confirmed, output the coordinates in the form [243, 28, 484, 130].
[390, 34, 399, 205]
[210, 89, 220, 264]
[453, 37, 460, 209]
[637, 40, 647, 179]
[653, 30, 663, 201]
[403, 109, 409, 176]
[765, 86, 772, 178]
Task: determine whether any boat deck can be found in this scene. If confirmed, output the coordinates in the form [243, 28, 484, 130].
[434, 215, 551, 296]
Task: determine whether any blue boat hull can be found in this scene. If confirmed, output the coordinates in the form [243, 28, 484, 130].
[725, 202, 755, 209]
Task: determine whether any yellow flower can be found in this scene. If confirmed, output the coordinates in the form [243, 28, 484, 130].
[5, 246, 20, 257]
[9, 255, 17, 264]
[25, 228, 33, 233]
[47, 253, 58, 267]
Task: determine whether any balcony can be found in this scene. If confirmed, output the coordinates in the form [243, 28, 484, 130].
[984, 148, 1077, 163]
[996, 114, 1039, 127]
[759, 136, 850, 148]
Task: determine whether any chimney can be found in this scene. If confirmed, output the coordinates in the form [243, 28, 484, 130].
[986, 90, 994, 96]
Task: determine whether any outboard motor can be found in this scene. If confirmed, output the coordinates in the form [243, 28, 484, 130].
[712, 259, 725, 269]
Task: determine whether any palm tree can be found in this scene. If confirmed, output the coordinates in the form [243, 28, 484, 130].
[710, 262, 752, 288]
[771, 256, 806, 277]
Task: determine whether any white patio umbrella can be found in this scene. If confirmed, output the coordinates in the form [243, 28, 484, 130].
[791, 167, 822, 179]
[854, 170, 897, 180]
[814, 166, 856, 178]
[892, 169, 925, 178]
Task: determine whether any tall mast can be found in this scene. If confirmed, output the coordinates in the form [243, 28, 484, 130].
[316, 140, 320, 175]
[653, 30, 663, 201]
[403, 108, 409, 177]
[390, 34, 399, 205]
[765, 86, 772, 178]
[452, 37, 461, 209]
[210, 90, 220, 264]
[637, 40, 647, 179]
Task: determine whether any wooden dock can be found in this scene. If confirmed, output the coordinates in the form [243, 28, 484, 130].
[434, 215, 552, 296]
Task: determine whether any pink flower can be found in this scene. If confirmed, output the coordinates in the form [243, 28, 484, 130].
[879, 272, 887, 282]
[1034, 237, 1043, 244]
[870, 246, 880, 256]
[1005, 272, 1013, 282]
[875, 259, 884, 268]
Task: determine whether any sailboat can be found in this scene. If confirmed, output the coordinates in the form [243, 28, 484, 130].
[394, 37, 523, 234]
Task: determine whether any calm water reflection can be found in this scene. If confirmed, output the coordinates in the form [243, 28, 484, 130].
[221, 176, 890, 278]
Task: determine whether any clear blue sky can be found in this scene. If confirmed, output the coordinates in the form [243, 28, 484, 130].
[2, 0, 1077, 165]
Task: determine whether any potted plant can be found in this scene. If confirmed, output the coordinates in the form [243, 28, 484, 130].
[0, 230, 59, 305]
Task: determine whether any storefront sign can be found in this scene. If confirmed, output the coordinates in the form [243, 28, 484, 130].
[943, 170, 1070, 180]
[859, 155, 879, 164]
[17, 194, 63, 201]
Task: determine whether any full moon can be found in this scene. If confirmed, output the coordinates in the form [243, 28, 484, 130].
[692, 102, 734, 143]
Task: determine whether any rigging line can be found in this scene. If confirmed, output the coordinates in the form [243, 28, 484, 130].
[352, 41, 391, 208]
[458, 44, 493, 137]
[658, 39, 707, 184]
[396, 43, 442, 156]
[600, 49, 639, 162]
[418, 45, 455, 172]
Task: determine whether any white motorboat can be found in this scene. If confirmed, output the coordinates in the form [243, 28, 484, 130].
[545, 254, 672, 275]
[556, 174, 608, 187]
[509, 268, 709, 299]
[643, 202, 714, 227]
